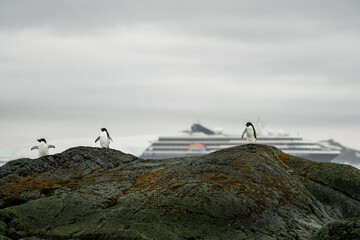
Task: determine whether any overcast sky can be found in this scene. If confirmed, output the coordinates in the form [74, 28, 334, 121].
[1, 0, 360, 152]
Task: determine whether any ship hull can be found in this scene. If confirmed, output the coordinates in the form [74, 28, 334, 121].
[140, 145, 340, 162]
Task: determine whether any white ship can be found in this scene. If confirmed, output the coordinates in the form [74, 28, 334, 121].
[140, 123, 341, 162]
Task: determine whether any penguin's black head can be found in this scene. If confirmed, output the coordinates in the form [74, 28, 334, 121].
[246, 122, 253, 127]
[37, 138, 46, 143]
[101, 128, 107, 132]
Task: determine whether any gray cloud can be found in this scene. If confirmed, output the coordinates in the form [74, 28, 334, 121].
[0, 0, 359, 150]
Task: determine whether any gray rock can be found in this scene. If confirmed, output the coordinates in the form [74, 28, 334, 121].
[0, 234, 12, 240]
[310, 218, 360, 240]
[0, 145, 359, 239]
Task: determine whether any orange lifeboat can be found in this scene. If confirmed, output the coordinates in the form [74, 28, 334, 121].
[188, 143, 206, 152]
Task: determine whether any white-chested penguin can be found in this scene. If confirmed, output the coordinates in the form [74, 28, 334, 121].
[95, 128, 113, 148]
[241, 122, 257, 144]
[31, 138, 55, 157]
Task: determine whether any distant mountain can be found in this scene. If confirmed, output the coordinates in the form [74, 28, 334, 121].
[319, 139, 360, 167]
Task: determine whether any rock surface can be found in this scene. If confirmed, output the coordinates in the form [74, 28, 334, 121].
[0, 145, 359, 240]
[310, 218, 360, 240]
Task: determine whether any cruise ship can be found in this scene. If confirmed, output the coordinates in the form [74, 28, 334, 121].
[140, 123, 341, 162]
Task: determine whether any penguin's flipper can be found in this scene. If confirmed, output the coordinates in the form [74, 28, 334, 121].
[95, 136, 100, 143]
[106, 132, 113, 142]
[48, 145, 55, 149]
[241, 129, 246, 138]
[251, 125, 257, 139]
[31, 146, 38, 150]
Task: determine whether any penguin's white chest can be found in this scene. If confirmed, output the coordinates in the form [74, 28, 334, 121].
[246, 126, 256, 143]
[100, 132, 110, 148]
[38, 142, 49, 157]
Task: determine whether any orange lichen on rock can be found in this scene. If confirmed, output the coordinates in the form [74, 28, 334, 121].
[1, 172, 76, 202]
[129, 168, 170, 193]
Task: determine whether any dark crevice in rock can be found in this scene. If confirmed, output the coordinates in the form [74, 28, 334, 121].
[306, 176, 360, 204]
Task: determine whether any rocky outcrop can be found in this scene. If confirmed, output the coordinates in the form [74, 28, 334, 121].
[0, 145, 359, 240]
[310, 218, 360, 240]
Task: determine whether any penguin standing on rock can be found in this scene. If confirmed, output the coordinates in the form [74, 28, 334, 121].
[31, 138, 55, 157]
[242, 122, 257, 144]
[95, 128, 113, 148]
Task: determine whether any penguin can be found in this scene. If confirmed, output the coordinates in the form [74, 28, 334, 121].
[95, 128, 113, 148]
[31, 138, 55, 157]
[241, 122, 257, 144]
